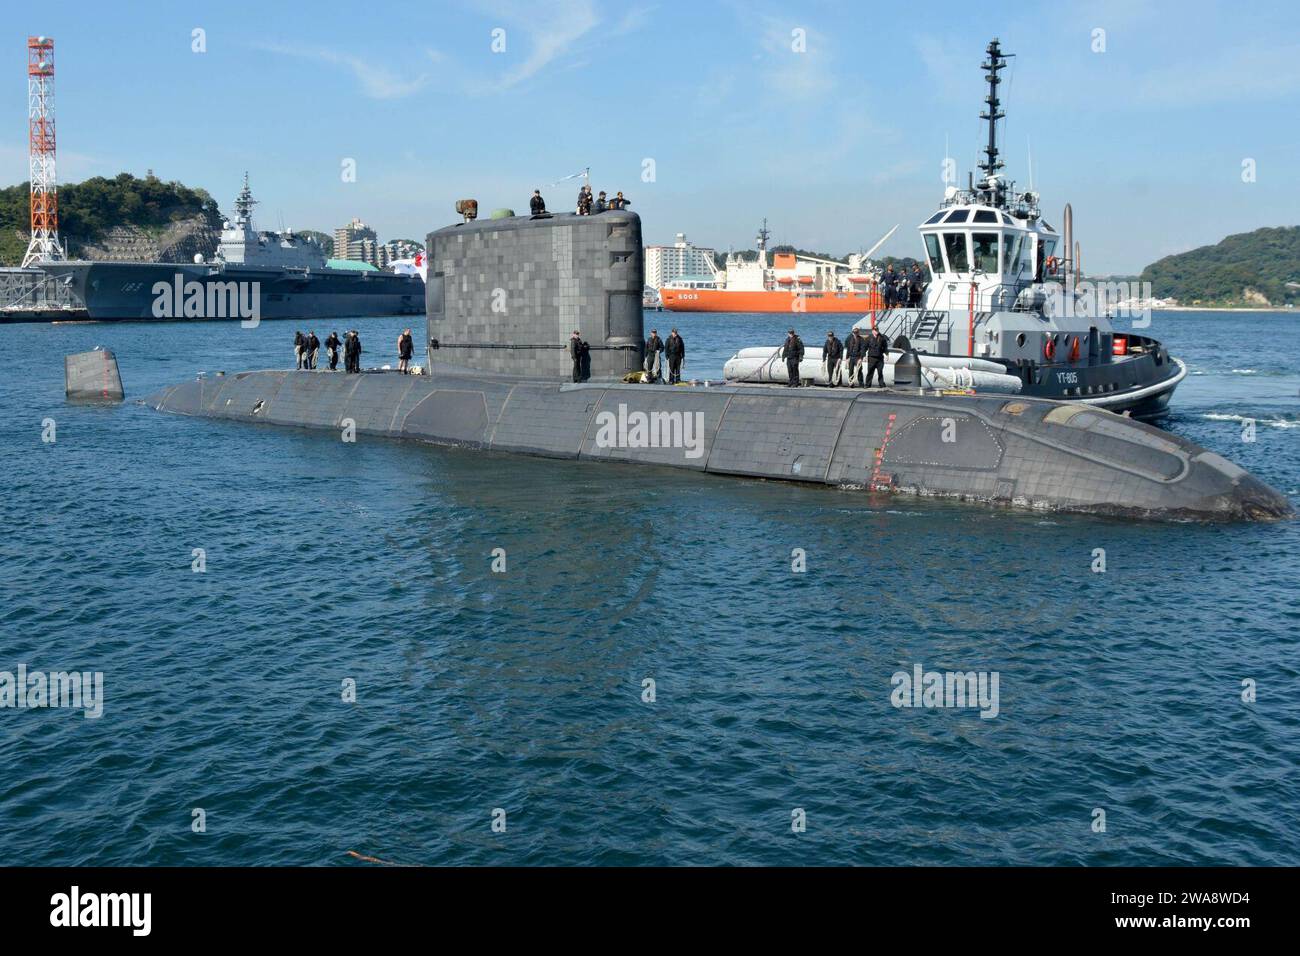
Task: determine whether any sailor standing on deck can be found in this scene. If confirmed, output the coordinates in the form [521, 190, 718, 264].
[664, 328, 685, 384]
[823, 330, 844, 386]
[864, 327, 890, 388]
[397, 328, 414, 374]
[578, 337, 591, 382]
[294, 330, 305, 370]
[345, 330, 363, 373]
[845, 327, 866, 386]
[307, 331, 320, 370]
[644, 328, 664, 383]
[781, 328, 805, 387]
[569, 330, 583, 383]
[909, 263, 925, 307]
[881, 264, 898, 309]
[325, 332, 341, 371]
[530, 190, 546, 216]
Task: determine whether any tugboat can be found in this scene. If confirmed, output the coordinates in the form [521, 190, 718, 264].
[726, 39, 1185, 420]
[856, 38, 1185, 419]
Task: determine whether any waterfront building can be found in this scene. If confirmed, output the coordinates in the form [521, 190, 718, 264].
[645, 233, 718, 291]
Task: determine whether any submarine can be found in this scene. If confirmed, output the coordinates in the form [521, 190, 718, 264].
[135, 203, 1292, 523]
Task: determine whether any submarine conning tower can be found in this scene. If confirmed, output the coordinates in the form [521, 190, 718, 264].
[425, 210, 644, 379]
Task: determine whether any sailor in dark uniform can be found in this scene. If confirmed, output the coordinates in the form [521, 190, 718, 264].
[664, 328, 685, 384]
[345, 330, 363, 373]
[781, 328, 805, 387]
[823, 330, 844, 386]
[909, 264, 925, 307]
[325, 332, 341, 370]
[578, 338, 591, 382]
[529, 190, 546, 216]
[293, 330, 305, 369]
[864, 327, 889, 388]
[845, 327, 866, 387]
[569, 330, 582, 382]
[644, 328, 664, 383]
[881, 264, 898, 309]
[397, 328, 414, 374]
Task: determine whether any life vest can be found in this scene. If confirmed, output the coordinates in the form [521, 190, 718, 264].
[1045, 255, 1060, 275]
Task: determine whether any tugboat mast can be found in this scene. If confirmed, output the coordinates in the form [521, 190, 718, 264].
[976, 39, 1014, 208]
[979, 39, 1008, 179]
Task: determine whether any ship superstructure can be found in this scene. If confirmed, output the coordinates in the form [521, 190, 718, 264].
[660, 220, 884, 313]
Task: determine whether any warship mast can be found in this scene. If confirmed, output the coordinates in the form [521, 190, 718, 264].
[233, 172, 258, 227]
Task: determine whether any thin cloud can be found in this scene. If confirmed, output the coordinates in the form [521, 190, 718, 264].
[474, 0, 598, 89]
[254, 41, 431, 100]
[469, 0, 651, 91]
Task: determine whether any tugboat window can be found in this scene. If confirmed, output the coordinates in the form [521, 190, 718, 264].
[973, 210, 998, 223]
[1003, 233, 1023, 274]
[942, 233, 970, 272]
[1016, 332, 1026, 347]
[972, 233, 1000, 273]
[924, 233, 944, 275]
[944, 209, 971, 223]
[924, 211, 945, 224]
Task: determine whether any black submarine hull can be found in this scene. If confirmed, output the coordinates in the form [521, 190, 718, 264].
[141, 367, 1292, 522]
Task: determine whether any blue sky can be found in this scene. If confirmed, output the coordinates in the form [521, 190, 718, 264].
[4, 0, 1299, 273]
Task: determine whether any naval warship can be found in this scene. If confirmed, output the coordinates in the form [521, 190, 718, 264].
[39, 175, 424, 321]
[725, 39, 1183, 420]
[127, 40, 1290, 522]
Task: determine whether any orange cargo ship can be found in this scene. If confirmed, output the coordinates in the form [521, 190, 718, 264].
[659, 221, 885, 314]
[660, 285, 882, 313]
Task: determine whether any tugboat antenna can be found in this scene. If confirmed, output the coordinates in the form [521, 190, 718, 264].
[978, 39, 1013, 181]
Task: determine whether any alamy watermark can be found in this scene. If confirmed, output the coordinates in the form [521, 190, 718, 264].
[152, 274, 261, 327]
[890, 662, 1000, 719]
[593, 403, 704, 459]
[1042, 279, 1154, 328]
[50, 886, 150, 936]
[1, 664, 103, 718]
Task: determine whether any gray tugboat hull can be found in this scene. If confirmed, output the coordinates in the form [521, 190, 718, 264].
[141, 368, 1292, 522]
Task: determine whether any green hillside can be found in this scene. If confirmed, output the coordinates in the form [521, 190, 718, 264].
[298, 230, 334, 257]
[1140, 226, 1300, 307]
[0, 172, 221, 265]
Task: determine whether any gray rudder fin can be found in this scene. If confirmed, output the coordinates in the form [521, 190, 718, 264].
[65, 349, 124, 402]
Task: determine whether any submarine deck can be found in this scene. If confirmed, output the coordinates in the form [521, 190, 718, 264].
[140, 366, 1292, 522]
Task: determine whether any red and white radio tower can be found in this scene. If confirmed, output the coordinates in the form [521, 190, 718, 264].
[22, 35, 63, 267]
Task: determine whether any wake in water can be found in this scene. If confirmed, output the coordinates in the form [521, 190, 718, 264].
[1201, 412, 1300, 429]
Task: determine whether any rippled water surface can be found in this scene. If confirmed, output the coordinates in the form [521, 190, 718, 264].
[1, 309, 1297, 865]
